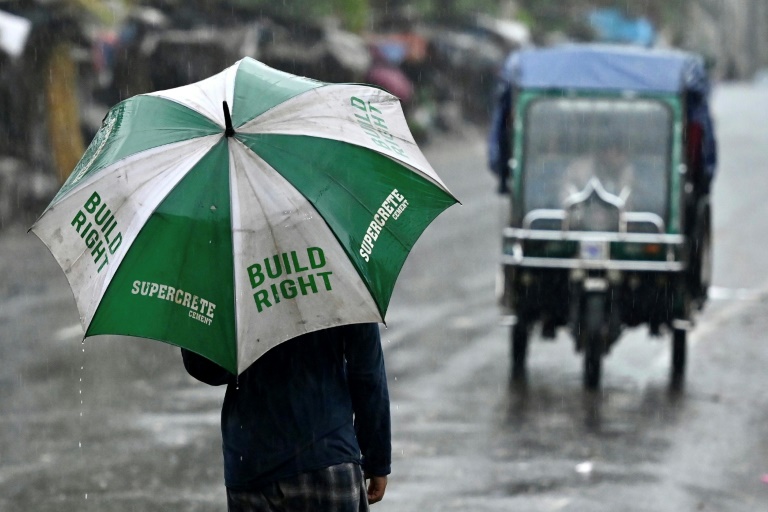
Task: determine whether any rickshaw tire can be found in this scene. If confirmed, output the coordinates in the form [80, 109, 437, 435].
[696, 218, 713, 308]
[583, 338, 602, 390]
[510, 321, 528, 383]
[689, 203, 712, 309]
[671, 328, 686, 386]
[582, 295, 604, 390]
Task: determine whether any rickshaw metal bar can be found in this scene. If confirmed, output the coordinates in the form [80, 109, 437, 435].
[503, 227, 685, 244]
[501, 255, 686, 272]
[624, 212, 665, 232]
[522, 210, 565, 229]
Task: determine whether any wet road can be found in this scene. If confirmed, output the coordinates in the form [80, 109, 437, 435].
[2, 84, 768, 511]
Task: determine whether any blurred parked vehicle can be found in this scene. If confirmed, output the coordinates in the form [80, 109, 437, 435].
[0, 0, 103, 227]
[365, 14, 530, 141]
[96, 4, 370, 107]
[94, 5, 259, 105]
[0, 1, 91, 183]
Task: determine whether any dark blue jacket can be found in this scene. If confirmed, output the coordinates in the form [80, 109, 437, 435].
[181, 323, 391, 491]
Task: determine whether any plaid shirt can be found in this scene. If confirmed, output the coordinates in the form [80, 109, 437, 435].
[226, 462, 368, 512]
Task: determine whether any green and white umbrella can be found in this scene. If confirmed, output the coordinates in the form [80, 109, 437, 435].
[31, 57, 457, 375]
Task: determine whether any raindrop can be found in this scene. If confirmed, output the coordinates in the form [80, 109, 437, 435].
[575, 461, 594, 475]
[210, 205, 217, 212]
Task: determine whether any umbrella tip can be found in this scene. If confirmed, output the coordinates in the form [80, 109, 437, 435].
[223, 101, 235, 137]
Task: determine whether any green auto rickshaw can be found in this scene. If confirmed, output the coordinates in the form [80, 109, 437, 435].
[488, 44, 717, 389]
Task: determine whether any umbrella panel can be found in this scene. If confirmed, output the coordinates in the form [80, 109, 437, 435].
[87, 139, 238, 372]
[238, 133, 457, 315]
[53, 96, 222, 206]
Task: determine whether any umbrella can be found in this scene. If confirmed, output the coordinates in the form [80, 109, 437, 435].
[30, 57, 458, 375]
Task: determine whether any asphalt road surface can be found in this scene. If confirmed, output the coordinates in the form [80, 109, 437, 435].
[2, 83, 768, 511]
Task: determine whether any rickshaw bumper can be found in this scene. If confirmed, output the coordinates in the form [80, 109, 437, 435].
[500, 228, 692, 330]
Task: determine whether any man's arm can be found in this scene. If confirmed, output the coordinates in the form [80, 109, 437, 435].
[180, 348, 232, 386]
[344, 323, 392, 482]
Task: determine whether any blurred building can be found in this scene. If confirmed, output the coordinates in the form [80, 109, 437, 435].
[683, 0, 768, 80]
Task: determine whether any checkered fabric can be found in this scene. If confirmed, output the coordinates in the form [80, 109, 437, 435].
[226, 462, 368, 512]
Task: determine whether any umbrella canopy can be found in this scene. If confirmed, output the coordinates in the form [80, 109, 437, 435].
[31, 57, 457, 374]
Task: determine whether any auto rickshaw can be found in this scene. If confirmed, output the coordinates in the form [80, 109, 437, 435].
[488, 44, 717, 389]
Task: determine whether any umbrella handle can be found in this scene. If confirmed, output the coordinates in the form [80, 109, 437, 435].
[223, 101, 235, 137]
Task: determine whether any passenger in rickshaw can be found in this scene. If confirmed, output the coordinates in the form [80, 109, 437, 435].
[561, 138, 635, 207]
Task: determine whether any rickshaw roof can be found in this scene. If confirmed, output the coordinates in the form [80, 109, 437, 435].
[506, 44, 708, 94]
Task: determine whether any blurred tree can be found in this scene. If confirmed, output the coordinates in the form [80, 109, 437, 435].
[369, 0, 499, 25]
[332, 0, 368, 32]
[219, 0, 368, 32]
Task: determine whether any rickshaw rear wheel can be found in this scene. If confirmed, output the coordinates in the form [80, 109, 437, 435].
[695, 218, 712, 309]
[671, 328, 687, 387]
[583, 333, 603, 390]
[582, 294, 605, 390]
[510, 320, 529, 382]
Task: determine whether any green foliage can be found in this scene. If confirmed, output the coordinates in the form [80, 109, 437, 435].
[333, 0, 368, 32]
[227, 0, 368, 31]
[366, 0, 501, 24]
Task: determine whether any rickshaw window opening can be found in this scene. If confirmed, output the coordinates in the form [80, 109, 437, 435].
[519, 96, 674, 230]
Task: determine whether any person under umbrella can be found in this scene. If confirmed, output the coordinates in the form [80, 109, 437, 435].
[182, 323, 390, 511]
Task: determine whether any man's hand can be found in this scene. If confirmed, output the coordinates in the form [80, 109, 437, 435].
[365, 474, 387, 504]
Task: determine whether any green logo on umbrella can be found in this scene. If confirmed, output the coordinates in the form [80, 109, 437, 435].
[247, 247, 333, 313]
[359, 188, 408, 263]
[70, 191, 122, 272]
[131, 280, 217, 326]
[351, 96, 407, 158]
